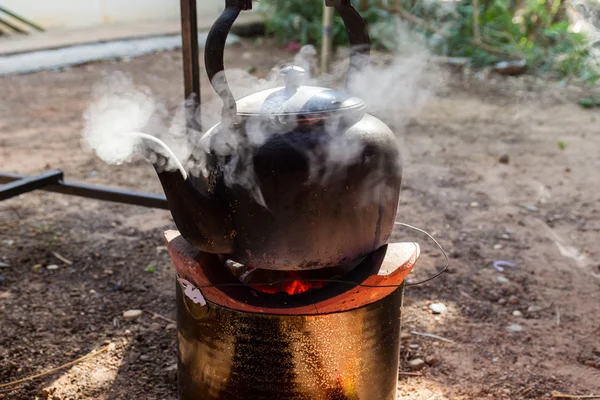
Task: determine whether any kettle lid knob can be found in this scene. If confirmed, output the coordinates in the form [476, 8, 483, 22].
[280, 65, 306, 90]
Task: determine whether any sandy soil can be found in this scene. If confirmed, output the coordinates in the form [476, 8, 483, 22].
[1, 38, 599, 400]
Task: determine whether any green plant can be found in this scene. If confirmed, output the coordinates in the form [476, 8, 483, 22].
[404, 0, 599, 83]
[259, 0, 599, 83]
[144, 264, 156, 273]
[558, 140, 567, 150]
[578, 96, 600, 108]
[258, 0, 398, 50]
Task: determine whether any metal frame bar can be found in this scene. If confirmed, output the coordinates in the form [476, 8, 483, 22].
[0, 170, 63, 200]
[0, 15, 26, 34]
[0, 171, 169, 210]
[0, 6, 44, 32]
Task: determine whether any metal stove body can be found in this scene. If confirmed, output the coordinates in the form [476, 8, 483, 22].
[166, 231, 419, 400]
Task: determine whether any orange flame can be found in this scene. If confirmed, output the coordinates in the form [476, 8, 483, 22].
[251, 272, 325, 295]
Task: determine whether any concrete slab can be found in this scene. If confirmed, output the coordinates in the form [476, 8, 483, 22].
[0, 13, 262, 56]
[0, 13, 263, 76]
[0, 31, 241, 76]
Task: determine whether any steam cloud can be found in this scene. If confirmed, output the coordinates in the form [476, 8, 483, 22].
[82, 72, 155, 165]
[82, 20, 440, 205]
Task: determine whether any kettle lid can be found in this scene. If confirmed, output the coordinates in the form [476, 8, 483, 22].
[236, 65, 366, 118]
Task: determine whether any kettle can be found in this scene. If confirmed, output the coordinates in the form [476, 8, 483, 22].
[154, 0, 402, 271]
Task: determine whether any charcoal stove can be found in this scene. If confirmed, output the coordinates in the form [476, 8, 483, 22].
[166, 230, 419, 400]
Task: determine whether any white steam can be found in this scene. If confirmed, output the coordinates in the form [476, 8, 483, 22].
[82, 72, 190, 177]
[82, 21, 439, 206]
[348, 25, 434, 127]
[82, 72, 155, 165]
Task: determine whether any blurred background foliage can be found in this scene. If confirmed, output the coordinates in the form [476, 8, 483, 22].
[258, 0, 600, 83]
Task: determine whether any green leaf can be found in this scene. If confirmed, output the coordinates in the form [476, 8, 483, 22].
[145, 265, 156, 273]
[557, 140, 568, 151]
[578, 97, 596, 109]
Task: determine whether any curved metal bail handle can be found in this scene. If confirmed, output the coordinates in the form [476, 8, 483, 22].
[204, 0, 252, 123]
[394, 222, 450, 286]
[327, 0, 371, 93]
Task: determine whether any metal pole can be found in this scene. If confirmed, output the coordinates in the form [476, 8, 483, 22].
[180, 0, 201, 130]
[321, 3, 334, 74]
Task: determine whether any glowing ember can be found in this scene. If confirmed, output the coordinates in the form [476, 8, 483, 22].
[251, 272, 325, 295]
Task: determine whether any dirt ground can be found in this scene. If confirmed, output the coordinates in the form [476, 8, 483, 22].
[1, 38, 599, 400]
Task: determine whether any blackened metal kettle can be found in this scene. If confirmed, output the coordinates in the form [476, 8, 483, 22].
[156, 0, 402, 271]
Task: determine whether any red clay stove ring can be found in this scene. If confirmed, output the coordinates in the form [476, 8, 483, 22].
[165, 230, 419, 316]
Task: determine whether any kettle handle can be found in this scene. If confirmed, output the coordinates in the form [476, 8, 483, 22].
[205, 0, 371, 122]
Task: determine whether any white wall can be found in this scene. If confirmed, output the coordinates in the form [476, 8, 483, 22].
[0, 0, 225, 30]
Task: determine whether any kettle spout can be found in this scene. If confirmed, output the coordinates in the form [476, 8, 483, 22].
[133, 132, 234, 254]
[155, 169, 234, 254]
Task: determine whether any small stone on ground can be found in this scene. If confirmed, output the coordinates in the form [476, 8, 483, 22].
[527, 305, 543, 313]
[409, 358, 426, 371]
[425, 355, 439, 366]
[429, 303, 447, 314]
[507, 324, 523, 332]
[123, 309, 143, 319]
[499, 154, 510, 164]
[46, 264, 59, 270]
